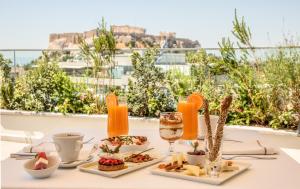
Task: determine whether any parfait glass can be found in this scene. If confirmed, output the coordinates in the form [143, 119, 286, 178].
[159, 112, 183, 155]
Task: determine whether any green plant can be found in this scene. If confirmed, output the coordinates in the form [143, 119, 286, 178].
[218, 11, 269, 126]
[186, 49, 226, 75]
[0, 54, 14, 109]
[191, 141, 199, 153]
[166, 69, 193, 101]
[127, 48, 176, 117]
[217, 9, 299, 129]
[13, 59, 97, 114]
[79, 18, 116, 94]
[262, 50, 300, 128]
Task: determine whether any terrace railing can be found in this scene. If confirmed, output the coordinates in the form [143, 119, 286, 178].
[1, 46, 300, 86]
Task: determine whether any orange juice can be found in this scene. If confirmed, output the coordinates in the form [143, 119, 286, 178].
[107, 104, 129, 137]
[177, 101, 198, 140]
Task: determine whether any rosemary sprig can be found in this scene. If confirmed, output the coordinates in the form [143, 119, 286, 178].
[99, 144, 122, 154]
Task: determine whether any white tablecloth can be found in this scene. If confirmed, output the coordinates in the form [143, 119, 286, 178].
[2, 126, 300, 189]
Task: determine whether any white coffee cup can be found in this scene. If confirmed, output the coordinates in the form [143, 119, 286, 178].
[198, 115, 219, 139]
[52, 132, 84, 162]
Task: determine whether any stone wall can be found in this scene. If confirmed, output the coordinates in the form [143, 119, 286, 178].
[49, 33, 83, 44]
[159, 32, 176, 39]
[83, 29, 97, 38]
[111, 25, 145, 35]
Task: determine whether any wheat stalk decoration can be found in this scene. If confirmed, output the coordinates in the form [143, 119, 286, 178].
[203, 99, 213, 153]
[204, 95, 233, 162]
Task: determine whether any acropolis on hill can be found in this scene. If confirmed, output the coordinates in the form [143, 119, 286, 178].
[48, 25, 200, 49]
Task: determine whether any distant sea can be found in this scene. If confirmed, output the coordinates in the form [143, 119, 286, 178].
[0, 51, 42, 66]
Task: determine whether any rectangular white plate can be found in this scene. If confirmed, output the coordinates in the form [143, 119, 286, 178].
[151, 161, 251, 185]
[79, 152, 165, 178]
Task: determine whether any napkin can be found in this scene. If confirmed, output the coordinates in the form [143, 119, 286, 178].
[222, 140, 278, 155]
[23, 145, 45, 153]
[10, 143, 53, 158]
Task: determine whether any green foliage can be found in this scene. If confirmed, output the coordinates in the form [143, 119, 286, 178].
[1, 16, 299, 129]
[79, 18, 117, 111]
[186, 49, 227, 75]
[179, 10, 299, 129]
[79, 18, 116, 80]
[218, 11, 274, 126]
[218, 10, 299, 128]
[262, 50, 300, 128]
[166, 69, 193, 100]
[127, 48, 176, 117]
[0, 54, 14, 109]
[13, 59, 98, 114]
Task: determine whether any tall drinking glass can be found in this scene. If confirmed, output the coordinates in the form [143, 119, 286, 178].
[177, 96, 198, 140]
[107, 96, 129, 137]
[159, 112, 183, 154]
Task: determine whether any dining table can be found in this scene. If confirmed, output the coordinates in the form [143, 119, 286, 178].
[1, 125, 300, 189]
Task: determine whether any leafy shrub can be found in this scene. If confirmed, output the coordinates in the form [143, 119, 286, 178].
[13, 59, 98, 114]
[0, 54, 14, 109]
[179, 10, 300, 129]
[166, 69, 193, 101]
[186, 49, 227, 75]
[262, 50, 300, 128]
[166, 65, 229, 116]
[224, 11, 299, 128]
[127, 48, 176, 117]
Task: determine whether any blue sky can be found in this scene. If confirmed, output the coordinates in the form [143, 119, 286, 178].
[0, 0, 300, 49]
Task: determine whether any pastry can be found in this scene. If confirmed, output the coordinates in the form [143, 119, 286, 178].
[34, 152, 48, 170]
[98, 157, 125, 171]
[124, 154, 153, 163]
[101, 136, 147, 146]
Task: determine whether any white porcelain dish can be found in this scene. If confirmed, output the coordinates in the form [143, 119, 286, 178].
[151, 161, 251, 185]
[24, 155, 60, 179]
[79, 150, 165, 178]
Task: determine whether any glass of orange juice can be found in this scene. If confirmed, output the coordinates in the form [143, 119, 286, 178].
[177, 96, 198, 140]
[106, 94, 129, 137]
[177, 93, 204, 140]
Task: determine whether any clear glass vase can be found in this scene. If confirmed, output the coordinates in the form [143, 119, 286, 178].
[206, 153, 222, 177]
[205, 137, 223, 178]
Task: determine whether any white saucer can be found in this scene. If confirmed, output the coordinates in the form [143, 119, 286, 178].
[59, 150, 94, 168]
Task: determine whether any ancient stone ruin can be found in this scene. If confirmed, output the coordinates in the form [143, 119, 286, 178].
[48, 25, 200, 49]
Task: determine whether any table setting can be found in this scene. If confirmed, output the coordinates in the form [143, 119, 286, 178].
[3, 92, 299, 189]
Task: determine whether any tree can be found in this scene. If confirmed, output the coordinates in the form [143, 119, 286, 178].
[13, 59, 91, 113]
[127, 48, 176, 117]
[79, 18, 116, 94]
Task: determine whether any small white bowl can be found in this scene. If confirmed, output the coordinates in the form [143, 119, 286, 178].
[186, 153, 206, 167]
[24, 155, 60, 179]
